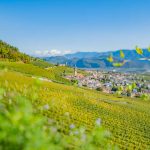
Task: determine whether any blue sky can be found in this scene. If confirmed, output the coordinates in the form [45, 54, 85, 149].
[0, 0, 150, 56]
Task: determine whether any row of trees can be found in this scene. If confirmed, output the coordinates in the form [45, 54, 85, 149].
[0, 40, 31, 63]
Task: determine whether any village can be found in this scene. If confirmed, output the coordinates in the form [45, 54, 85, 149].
[65, 67, 150, 98]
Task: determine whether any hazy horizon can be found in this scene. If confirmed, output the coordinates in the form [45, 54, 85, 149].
[0, 0, 150, 56]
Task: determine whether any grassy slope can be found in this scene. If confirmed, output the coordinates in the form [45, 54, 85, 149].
[0, 63, 150, 149]
[0, 61, 71, 84]
[0, 61, 87, 83]
[31, 60, 54, 68]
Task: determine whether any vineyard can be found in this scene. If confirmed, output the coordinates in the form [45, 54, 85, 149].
[0, 61, 87, 84]
[0, 63, 150, 149]
[0, 61, 72, 84]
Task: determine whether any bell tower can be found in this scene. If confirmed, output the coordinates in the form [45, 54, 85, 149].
[74, 64, 77, 76]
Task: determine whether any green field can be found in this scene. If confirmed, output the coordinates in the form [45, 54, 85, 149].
[0, 61, 87, 84]
[0, 62, 150, 149]
[0, 61, 72, 84]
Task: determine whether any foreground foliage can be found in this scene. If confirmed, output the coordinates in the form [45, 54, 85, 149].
[107, 46, 150, 67]
[0, 76, 115, 150]
[0, 68, 150, 149]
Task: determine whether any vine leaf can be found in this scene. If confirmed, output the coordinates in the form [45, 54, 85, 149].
[120, 50, 125, 58]
[135, 46, 143, 55]
[113, 62, 124, 67]
[107, 55, 113, 62]
[148, 47, 150, 52]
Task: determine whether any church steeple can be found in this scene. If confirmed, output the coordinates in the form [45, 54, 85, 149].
[74, 64, 77, 76]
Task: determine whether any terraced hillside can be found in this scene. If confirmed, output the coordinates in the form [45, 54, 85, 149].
[0, 61, 87, 84]
[0, 61, 72, 84]
[0, 63, 150, 149]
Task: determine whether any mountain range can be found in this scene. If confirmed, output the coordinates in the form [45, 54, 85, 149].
[43, 49, 150, 69]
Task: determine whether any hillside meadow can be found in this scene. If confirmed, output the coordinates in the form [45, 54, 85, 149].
[0, 61, 150, 149]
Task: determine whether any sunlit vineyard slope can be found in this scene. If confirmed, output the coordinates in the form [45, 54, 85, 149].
[0, 67, 150, 149]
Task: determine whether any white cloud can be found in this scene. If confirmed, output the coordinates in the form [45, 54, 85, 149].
[34, 49, 73, 57]
[48, 49, 62, 56]
[34, 50, 43, 55]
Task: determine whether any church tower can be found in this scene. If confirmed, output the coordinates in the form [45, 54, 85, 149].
[74, 64, 77, 76]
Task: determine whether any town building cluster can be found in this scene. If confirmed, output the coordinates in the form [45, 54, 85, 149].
[66, 69, 150, 98]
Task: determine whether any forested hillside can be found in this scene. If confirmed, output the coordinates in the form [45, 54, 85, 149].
[0, 40, 32, 63]
[0, 40, 62, 68]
